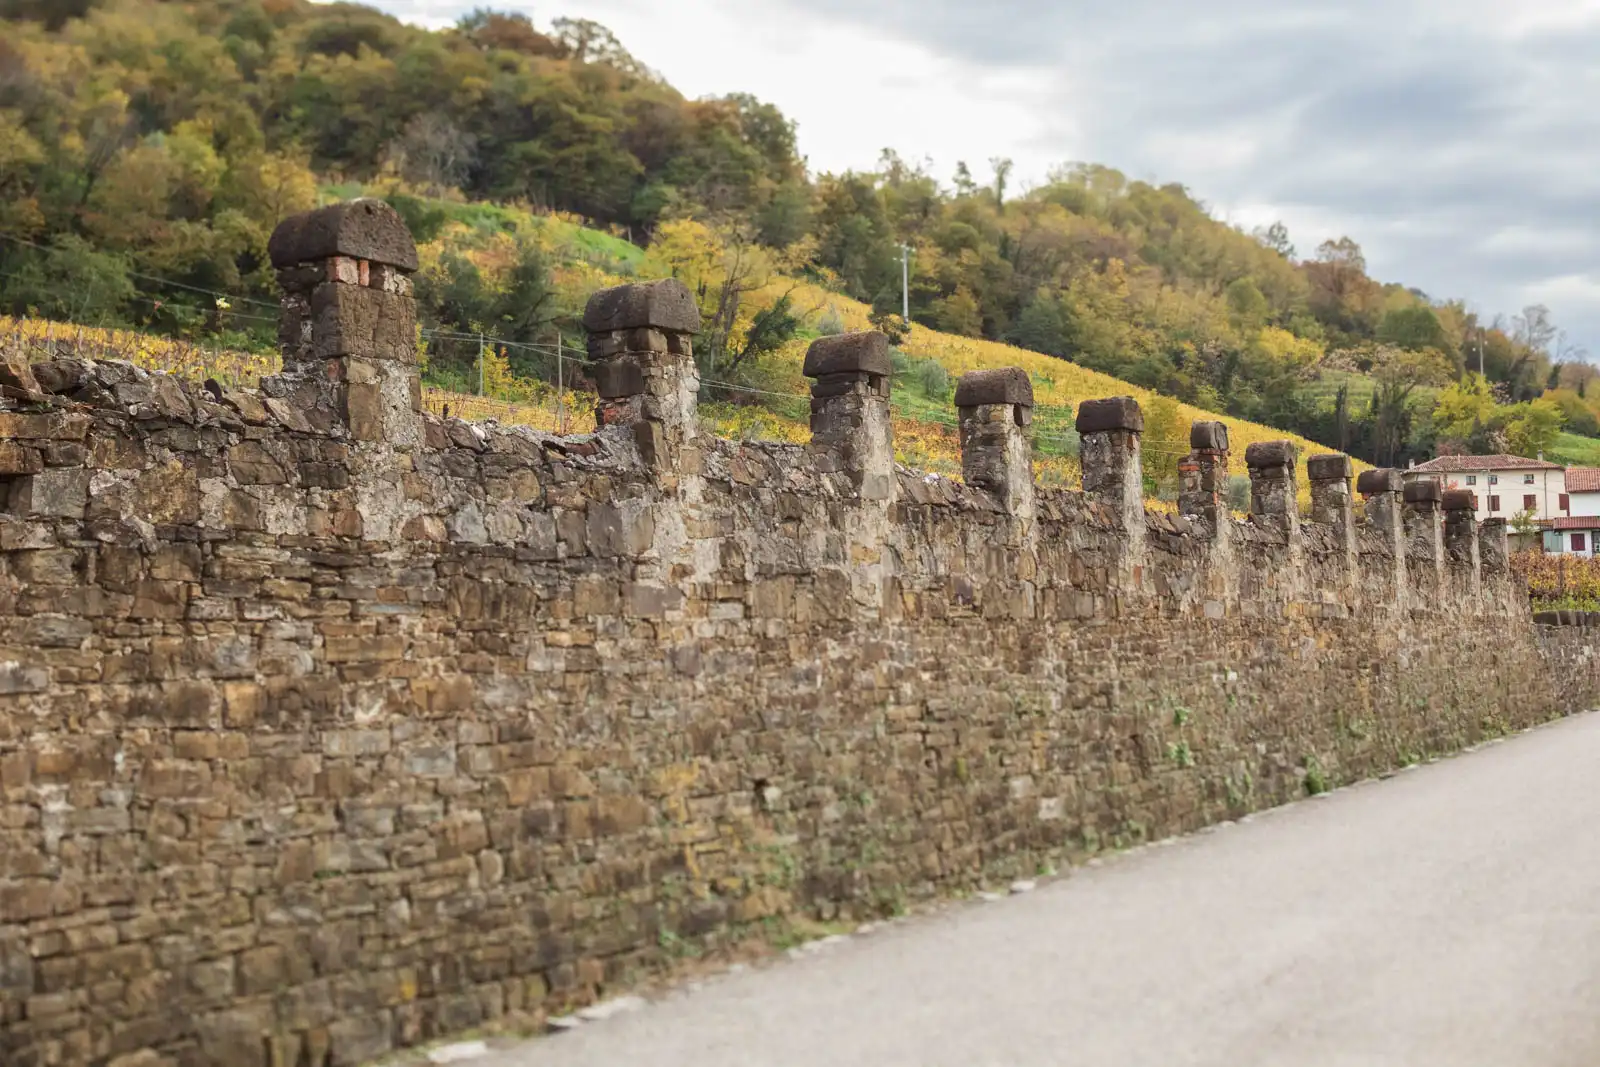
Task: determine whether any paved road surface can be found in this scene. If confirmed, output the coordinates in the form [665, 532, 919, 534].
[482, 713, 1600, 1067]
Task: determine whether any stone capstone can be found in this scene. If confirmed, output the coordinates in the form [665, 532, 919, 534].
[1244, 440, 1297, 470]
[267, 199, 419, 272]
[803, 332, 892, 379]
[1357, 468, 1404, 495]
[1442, 489, 1476, 512]
[953, 367, 1034, 409]
[582, 279, 700, 335]
[1306, 454, 1353, 481]
[1404, 480, 1443, 504]
[1190, 421, 1229, 452]
[1075, 396, 1144, 434]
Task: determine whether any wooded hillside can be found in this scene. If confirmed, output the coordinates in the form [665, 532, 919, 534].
[2, 0, 1594, 470]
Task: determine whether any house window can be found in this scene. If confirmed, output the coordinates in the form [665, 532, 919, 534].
[1524, 494, 1537, 512]
[1561, 493, 1571, 513]
[1466, 475, 1477, 486]
[1574, 533, 1588, 553]
[1489, 495, 1500, 512]
[1489, 475, 1499, 485]
[1524, 473, 1536, 485]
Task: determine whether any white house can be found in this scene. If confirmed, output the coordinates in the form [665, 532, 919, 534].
[1403, 454, 1568, 524]
[1546, 468, 1600, 556]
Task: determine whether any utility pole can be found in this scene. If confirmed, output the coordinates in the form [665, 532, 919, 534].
[900, 243, 911, 325]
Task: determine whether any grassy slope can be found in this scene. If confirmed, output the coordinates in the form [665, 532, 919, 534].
[1548, 432, 1600, 467]
[482, 204, 1368, 495]
[734, 279, 1369, 499]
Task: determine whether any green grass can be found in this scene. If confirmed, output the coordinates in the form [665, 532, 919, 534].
[1547, 432, 1600, 466]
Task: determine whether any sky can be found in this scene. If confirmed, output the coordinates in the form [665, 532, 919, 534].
[371, 0, 1600, 358]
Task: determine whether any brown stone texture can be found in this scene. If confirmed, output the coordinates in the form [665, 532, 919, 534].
[1, 215, 1597, 1067]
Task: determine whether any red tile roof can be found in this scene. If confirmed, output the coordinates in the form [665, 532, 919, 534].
[1565, 468, 1600, 493]
[1407, 454, 1563, 473]
[1546, 516, 1600, 530]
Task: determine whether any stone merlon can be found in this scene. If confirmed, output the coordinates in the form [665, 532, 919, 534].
[803, 332, 892, 378]
[267, 199, 419, 272]
[1075, 396, 1144, 434]
[582, 278, 701, 335]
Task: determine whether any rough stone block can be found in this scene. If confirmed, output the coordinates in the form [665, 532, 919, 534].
[11, 468, 91, 518]
[0, 411, 90, 440]
[1075, 396, 1144, 434]
[32, 359, 90, 396]
[582, 278, 700, 335]
[1356, 468, 1403, 495]
[1306, 454, 1353, 481]
[595, 361, 644, 399]
[268, 198, 419, 272]
[310, 283, 416, 362]
[1441, 488, 1476, 512]
[0, 351, 40, 395]
[1189, 421, 1228, 452]
[803, 332, 892, 379]
[953, 367, 1033, 409]
[1244, 440, 1297, 469]
[0, 441, 43, 475]
[1404, 480, 1442, 504]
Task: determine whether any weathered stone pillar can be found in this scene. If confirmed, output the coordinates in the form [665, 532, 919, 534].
[1357, 468, 1407, 608]
[1442, 488, 1481, 604]
[804, 332, 894, 501]
[1179, 419, 1234, 614]
[584, 279, 701, 474]
[1308, 454, 1355, 547]
[1479, 517, 1509, 575]
[1077, 396, 1145, 567]
[1244, 440, 1298, 542]
[1358, 468, 1404, 546]
[954, 367, 1034, 519]
[1307, 453, 1356, 601]
[1178, 421, 1230, 533]
[267, 199, 421, 445]
[1403, 479, 1444, 603]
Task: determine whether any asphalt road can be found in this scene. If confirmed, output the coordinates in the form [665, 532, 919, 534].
[482, 712, 1600, 1067]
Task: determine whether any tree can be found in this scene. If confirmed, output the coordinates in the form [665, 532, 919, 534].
[1504, 398, 1564, 458]
[931, 285, 982, 337]
[1253, 221, 1294, 260]
[1512, 304, 1558, 356]
[1377, 305, 1448, 352]
[1370, 376, 1416, 468]
[1008, 289, 1067, 356]
[386, 112, 477, 195]
[989, 156, 1013, 212]
[1432, 374, 1498, 442]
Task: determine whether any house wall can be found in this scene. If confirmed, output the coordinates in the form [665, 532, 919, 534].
[1568, 489, 1600, 518]
[1434, 468, 1567, 522]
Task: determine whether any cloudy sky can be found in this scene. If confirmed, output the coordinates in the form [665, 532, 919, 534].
[373, 0, 1600, 357]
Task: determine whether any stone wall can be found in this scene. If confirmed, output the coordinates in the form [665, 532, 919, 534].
[2, 202, 1596, 1067]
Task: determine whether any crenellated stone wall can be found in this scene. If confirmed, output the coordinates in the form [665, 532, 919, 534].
[2, 201, 1596, 1067]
